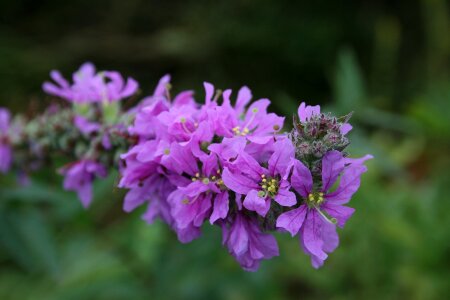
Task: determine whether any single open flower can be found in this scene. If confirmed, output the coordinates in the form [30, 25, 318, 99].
[59, 160, 107, 208]
[43, 62, 138, 103]
[222, 138, 297, 217]
[222, 212, 279, 272]
[276, 150, 372, 268]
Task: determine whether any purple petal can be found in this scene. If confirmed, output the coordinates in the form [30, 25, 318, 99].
[298, 102, 320, 122]
[344, 154, 374, 166]
[175, 224, 202, 244]
[208, 137, 247, 164]
[74, 116, 101, 135]
[301, 210, 327, 261]
[210, 191, 229, 224]
[153, 74, 171, 97]
[221, 167, 259, 194]
[276, 205, 307, 236]
[321, 221, 339, 253]
[325, 164, 368, 205]
[227, 214, 249, 256]
[268, 138, 295, 177]
[200, 153, 218, 177]
[120, 77, 139, 98]
[321, 150, 346, 192]
[0, 108, 10, 132]
[167, 142, 198, 176]
[77, 182, 92, 208]
[179, 181, 210, 198]
[235, 86, 252, 115]
[290, 160, 313, 198]
[340, 123, 352, 135]
[42, 82, 66, 98]
[204, 82, 215, 104]
[274, 187, 297, 207]
[173, 90, 195, 107]
[50, 70, 69, 88]
[251, 113, 284, 136]
[123, 186, 148, 212]
[243, 189, 270, 217]
[233, 151, 265, 181]
[323, 204, 355, 228]
[0, 144, 12, 173]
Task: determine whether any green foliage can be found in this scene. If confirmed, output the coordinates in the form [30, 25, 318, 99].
[1, 0, 449, 299]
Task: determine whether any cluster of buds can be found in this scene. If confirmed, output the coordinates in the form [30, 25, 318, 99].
[0, 63, 372, 271]
[289, 103, 352, 160]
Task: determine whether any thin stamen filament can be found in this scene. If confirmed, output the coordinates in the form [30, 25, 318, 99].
[314, 205, 337, 224]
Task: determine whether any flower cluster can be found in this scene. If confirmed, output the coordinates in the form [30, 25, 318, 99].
[1, 63, 372, 271]
[119, 76, 372, 270]
[43, 63, 139, 207]
[1, 63, 138, 207]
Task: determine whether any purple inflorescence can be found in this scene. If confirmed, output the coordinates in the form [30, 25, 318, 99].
[119, 76, 372, 270]
[1, 63, 372, 271]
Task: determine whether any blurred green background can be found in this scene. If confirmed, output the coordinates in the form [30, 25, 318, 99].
[1, 0, 449, 299]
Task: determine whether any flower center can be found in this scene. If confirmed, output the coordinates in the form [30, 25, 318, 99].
[232, 126, 250, 136]
[306, 192, 324, 206]
[306, 192, 337, 224]
[180, 117, 192, 134]
[191, 170, 225, 188]
[232, 107, 259, 136]
[259, 174, 279, 198]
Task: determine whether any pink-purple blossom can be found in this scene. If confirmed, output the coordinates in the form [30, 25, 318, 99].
[3, 63, 374, 272]
[222, 212, 279, 271]
[222, 138, 296, 217]
[43, 62, 138, 103]
[59, 160, 107, 208]
[117, 76, 373, 271]
[276, 150, 373, 268]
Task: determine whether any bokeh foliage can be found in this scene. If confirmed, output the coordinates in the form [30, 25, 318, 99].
[0, 0, 449, 299]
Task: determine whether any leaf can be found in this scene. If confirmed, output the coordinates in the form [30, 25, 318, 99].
[333, 48, 366, 112]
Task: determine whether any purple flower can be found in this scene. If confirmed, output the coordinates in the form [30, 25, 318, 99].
[59, 160, 107, 208]
[117, 76, 373, 271]
[0, 108, 12, 173]
[276, 150, 372, 268]
[167, 151, 230, 241]
[222, 138, 296, 217]
[118, 142, 182, 231]
[43, 62, 138, 103]
[222, 212, 279, 271]
[211, 86, 285, 142]
[128, 80, 196, 141]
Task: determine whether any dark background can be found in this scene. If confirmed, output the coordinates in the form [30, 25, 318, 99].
[0, 1, 449, 299]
